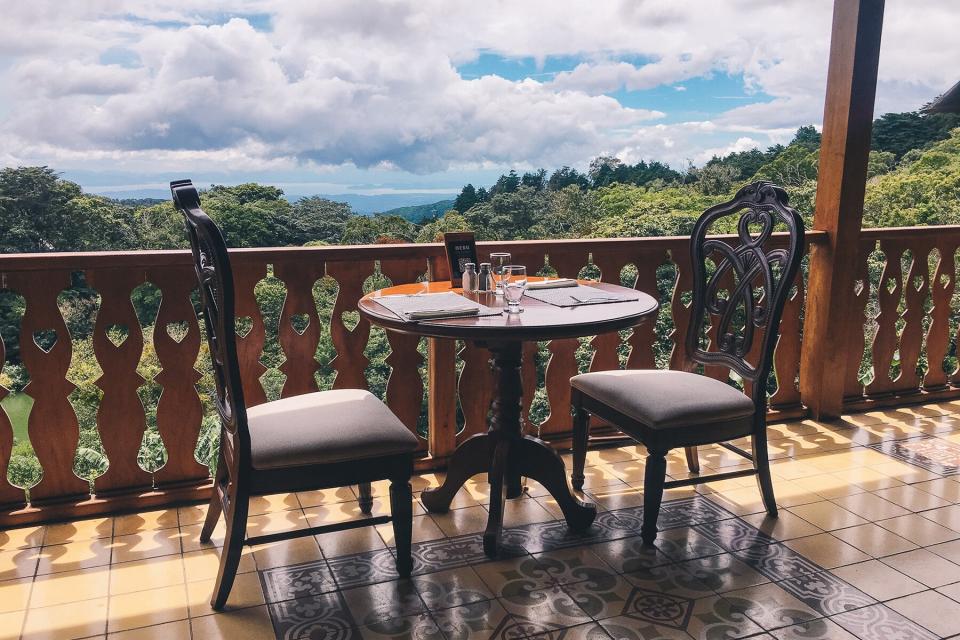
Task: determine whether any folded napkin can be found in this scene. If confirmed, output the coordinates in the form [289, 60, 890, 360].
[405, 307, 479, 320]
[526, 278, 578, 290]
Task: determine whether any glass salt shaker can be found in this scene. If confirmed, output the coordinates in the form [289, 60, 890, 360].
[477, 263, 492, 291]
[462, 263, 478, 291]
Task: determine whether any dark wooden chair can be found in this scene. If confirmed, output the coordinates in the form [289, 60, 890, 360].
[170, 180, 419, 609]
[570, 181, 805, 545]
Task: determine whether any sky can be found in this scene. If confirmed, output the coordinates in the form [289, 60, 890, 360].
[0, 0, 957, 203]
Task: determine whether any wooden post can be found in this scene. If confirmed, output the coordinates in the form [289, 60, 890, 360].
[800, 0, 885, 419]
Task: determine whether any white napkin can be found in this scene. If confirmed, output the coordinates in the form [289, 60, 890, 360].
[526, 278, 578, 290]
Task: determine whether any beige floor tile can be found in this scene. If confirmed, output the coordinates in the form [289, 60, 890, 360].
[21, 597, 107, 640]
[107, 584, 188, 633]
[533, 494, 570, 520]
[791, 474, 861, 500]
[830, 523, 917, 558]
[109, 556, 185, 595]
[366, 495, 425, 518]
[295, 486, 358, 508]
[872, 484, 953, 511]
[0, 526, 45, 552]
[0, 577, 32, 613]
[764, 479, 823, 508]
[786, 501, 868, 531]
[251, 536, 322, 570]
[247, 508, 310, 535]
[606, 459, 646, 483]
[419, 487, 480, 510]
[35, 538, 112, 575]
[113, 510, 178, 537]
[924, 538, 960, 565]
[830, 466, 905, 491]
[316, 527, 386, 557]
[831, 560, 925, 601]
[430, 505, 489, 537]
[912, 477, 960, 502]
[783, 533, 871, 569]
[882, 548, 960, 588]
[189, 603, 275, 639]
[44, 518, 112, 546]
[876, 513, 960, 546]
[107, 619, 190, 639]
[502, 497, 554, 527]
[769, 458, 829, 481]
[0, 547, 39, 581]
[703, 488, 766, 516]
[583, 485, 643, 511]
[111, 528, 182, 564]
[0, 609, 25, 640]
[30, 567, 110, 608]
[740, 510, 823, 542]
[377, 514, 444, 545]
[179, 521, 225, 553]
[920, 504, 960, 532]
[872, 461, 941, 484]
[246, 492, 301, 516]
[937, 581, 960, 604]
[830, 493, 910, 521]
[300, 502, 369, 528]
[182, 548, 255, 583]
[176, 504, 208, 527]
[186, 572, 264, 616]
[886, 590, 960, 637]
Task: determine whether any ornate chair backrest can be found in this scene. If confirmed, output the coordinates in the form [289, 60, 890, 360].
[170, 180, 251, 472]
[685, 181, 805, 408]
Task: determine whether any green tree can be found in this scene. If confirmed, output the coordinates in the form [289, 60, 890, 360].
[341, 215, 417, 244]
[872, 111, 960, 159]
[290, 196, 352, 244]
[453, 184, 480, 212]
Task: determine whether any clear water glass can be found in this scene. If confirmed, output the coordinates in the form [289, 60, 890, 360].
[503, 265, 527, 314]
[490, 252, 512, 295]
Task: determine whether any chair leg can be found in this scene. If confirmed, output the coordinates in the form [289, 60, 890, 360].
[684, 446, 700, 474]
[641, 449, 667, 546]
[358, 482, 374, 515]
[390, 478, 414, 578]
[200, 452, 227, 543]
[571, 399, 590, 492]
[753, 435, 778, 517]
[210, 495, 248, 610]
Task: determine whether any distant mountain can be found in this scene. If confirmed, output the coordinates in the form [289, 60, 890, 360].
[379, 199, 454, 222]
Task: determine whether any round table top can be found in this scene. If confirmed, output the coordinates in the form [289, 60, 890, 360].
[358, 279, 659, 342]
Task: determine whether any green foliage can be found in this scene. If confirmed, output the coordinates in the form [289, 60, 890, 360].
[590, 185, 716, 238]
[872, 111, 960, 159]
[290, 196, 353, 244]
[341, 214, 417, 244]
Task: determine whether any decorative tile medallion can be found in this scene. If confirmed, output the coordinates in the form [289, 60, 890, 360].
[262, 494, 939, 640]
[868, 434, 960, 475]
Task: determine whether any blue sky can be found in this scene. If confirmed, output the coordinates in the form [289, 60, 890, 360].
[0, 1, 955, 205]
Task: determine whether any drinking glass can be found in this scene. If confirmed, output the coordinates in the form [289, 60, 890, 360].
[490, 252, 512, 295]
[503, 265, 527, 314]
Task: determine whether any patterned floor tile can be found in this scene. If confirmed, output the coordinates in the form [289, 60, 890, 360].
[623, 563, 715, 601]
[268, 591, 357, 640]
[598, 615, 694, 640]
[527, 621, 612, 640]
[683, 595, 764, 639]
[867, 434, 960, 476]
[677, 553, 770, 594]
[530, 547, 617, 587]
[768, 618, 859, 640]
[261, 559, 338, 603]
[585, 537, 672, 575]
[341, 579, 425, 628]
[830, 603, 939, 640]
[327, 548, 401, 589]
[411, 566, 494, 612]
[502, 585, 593, 632]
[357, 612, 444, 640]
[431, 599, 519, 640]
[722, 582, 820, 631]
[656, 528, 727, 562]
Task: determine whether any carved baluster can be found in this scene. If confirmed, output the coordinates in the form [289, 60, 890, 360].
[925, 242, 956, 389]
[668, 248, 695, 372]
[150, 266, 207, 486]
[326, 261, 372, 391]
[769, 274, 804, 409]
[232, 261, 268, 406]
[626, 250, 664, 370]
[458, 341, 495, 439]
[540, 248, 590, 437]
[894, 244, 930, 394]
[380, 258, 428, 447]
[87, 268, 151, 494]
[866, 241, 904, 396]
[0, 329, 26, 508]
[843, 240, 872, 400]
[588, 253, 626, 373]
[12, 271, 88, 502]
[274, 260, 325, 397]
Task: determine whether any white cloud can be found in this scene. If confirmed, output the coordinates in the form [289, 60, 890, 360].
[0, 0, 957, 180]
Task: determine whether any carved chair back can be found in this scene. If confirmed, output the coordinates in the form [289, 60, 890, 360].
[685, 181, 805, 409]
[170, 180, 251, 473]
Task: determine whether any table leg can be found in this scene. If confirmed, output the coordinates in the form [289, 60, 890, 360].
[421, 433, 491, 513]
[515, 435, 596, 532]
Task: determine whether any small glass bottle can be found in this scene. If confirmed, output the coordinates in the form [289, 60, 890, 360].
[477, 263, 492, 291]
[462, 263, 477, 291]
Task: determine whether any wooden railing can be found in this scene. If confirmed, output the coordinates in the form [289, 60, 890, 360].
[4, 226, 959, 527]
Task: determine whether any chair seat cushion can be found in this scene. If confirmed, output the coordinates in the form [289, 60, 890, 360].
[571, 370, 755, 430]
[247, 389, 419, 470]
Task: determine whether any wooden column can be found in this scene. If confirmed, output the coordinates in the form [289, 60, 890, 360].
[799, 0, 885, 419]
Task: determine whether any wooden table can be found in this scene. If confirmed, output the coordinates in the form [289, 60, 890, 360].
[358, 279, 659, 555]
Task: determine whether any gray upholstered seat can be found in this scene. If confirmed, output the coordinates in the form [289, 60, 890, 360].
[247, 389, 419, 470]
[570, 369, 755, 430]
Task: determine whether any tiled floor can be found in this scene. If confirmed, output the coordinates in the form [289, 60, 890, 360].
[9, 404, 960, 638]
